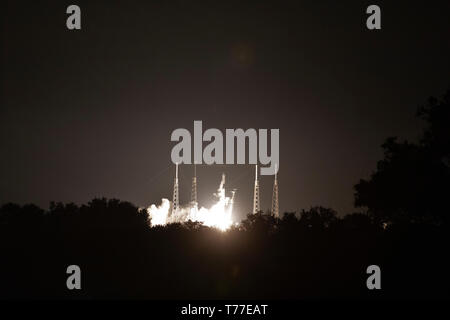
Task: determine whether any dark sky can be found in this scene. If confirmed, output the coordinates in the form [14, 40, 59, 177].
[1, 0, 449, 220]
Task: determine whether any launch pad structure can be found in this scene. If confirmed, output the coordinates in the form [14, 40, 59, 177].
[171, 164, 279, 218]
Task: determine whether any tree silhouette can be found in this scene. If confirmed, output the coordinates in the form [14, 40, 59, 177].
[299, 206, 338, 229]
[1, 91, 450, 300]
[354, 90, 450, 226]
[240, 211, 277, 234]
[0, 203, 44, 231]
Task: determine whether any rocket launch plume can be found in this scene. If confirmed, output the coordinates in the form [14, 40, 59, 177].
[147, 174, 235, 231]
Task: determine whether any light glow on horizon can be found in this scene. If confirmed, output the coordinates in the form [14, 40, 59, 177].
[147, 175, 234, 231]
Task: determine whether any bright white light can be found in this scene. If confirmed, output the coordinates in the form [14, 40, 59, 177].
[147, 175, 234, 231]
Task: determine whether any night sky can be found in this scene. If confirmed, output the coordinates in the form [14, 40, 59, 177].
[2, 0, 449, 220]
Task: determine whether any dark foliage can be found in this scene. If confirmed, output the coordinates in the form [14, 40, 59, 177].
[354, 90, 450, 225]
[1, 91, 449, 299]
[1, 201, 449, 299]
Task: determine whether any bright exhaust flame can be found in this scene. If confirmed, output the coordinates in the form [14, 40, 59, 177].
[147, 174, 234, 231]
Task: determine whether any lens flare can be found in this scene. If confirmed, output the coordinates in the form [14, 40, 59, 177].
[147, 174, 235, 231]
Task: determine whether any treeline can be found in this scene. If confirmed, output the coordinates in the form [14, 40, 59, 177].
[0, 90, 449, 299]
[0, 199, 449, 299]
[354, 90, 450, 226]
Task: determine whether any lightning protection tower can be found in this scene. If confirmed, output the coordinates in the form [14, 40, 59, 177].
[252, 165, 260, 214]
[271, 164, 279, 218]
[191, 164, 198, 209]
[172, 163, 179, 215]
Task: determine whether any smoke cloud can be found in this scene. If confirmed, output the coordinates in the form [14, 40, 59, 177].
[147, 175, 235, 231]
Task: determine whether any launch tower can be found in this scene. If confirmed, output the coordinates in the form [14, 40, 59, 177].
[172, 163, 179, 215]
[271, 164, 279, 218]
[252, 165, 260, 214]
